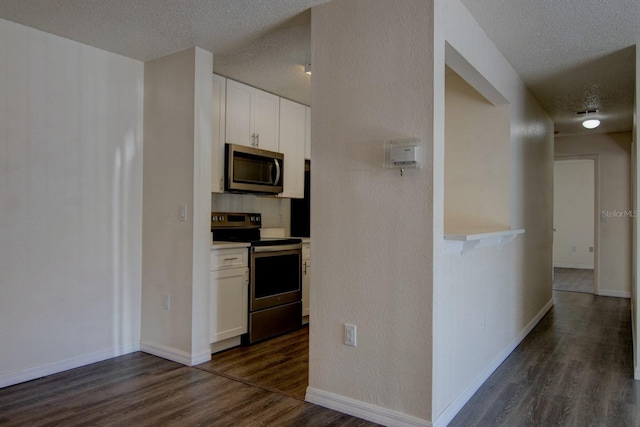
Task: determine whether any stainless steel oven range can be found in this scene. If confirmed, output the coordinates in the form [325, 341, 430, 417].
[211, 212, 302, 344]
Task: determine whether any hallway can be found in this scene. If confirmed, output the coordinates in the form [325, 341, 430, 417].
[450, 291, 637, 426]
[553, 267, 594, 294]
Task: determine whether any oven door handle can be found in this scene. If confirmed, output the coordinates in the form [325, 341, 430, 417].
[252, 244, 301, 253]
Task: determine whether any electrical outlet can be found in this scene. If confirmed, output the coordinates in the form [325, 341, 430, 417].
[344, 323, 357, 347]
[162, 294, 170, 310]
[589, 246, 594, 253]
[571, 246, 577, 253]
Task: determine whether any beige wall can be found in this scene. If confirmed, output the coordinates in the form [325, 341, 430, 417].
[0, 18, 143, 386]
[445, 72, 511, 231]
[308, 1, 554, 425]
[308, 0, 434, 423]
[432, 0, 554, 423]
[141, 47, 212, 364]
[555, 133, 632, 298]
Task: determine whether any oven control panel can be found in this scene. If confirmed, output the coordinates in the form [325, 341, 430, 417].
[211, 212, 261, 228]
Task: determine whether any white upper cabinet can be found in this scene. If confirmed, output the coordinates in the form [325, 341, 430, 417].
[305, 106, 311, 160]
[279, 98, 306, 199]
[211, 74, 226, 193]
[225, 79, 279, 152]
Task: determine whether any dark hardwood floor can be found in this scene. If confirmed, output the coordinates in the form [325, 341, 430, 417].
[553, 267, 594, 294]
[0, 336, 379, 426]
[2, 292, 635, 426]
[449, 291, 638, 426]
[196, 325, 309, 400]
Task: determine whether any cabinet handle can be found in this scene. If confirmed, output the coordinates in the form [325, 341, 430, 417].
[256, 133, 259, 147]
[251, 133, 256, 147]
[224, 257, 239, 262]
[304, 261, 308, 274]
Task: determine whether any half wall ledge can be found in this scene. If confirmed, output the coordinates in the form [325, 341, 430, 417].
[444, 228, 525, 253]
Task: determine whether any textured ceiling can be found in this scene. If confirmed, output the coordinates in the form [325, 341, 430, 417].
[0, 1, 637, 133]
[0, 0, 326, 105]
[460, 0, 639, 136]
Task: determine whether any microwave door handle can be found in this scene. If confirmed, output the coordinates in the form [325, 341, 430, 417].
[273, 159, 281, 185]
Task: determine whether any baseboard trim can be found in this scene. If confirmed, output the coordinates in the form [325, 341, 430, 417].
[305, 387, 431, 427]
[140, 342, 210, 366]
[0, 342, 140, 389]
[596, 289, 631, 299]
[431, 298, 555, 427]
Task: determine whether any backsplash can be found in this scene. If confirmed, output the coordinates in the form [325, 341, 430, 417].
[211, 193, 291, 235]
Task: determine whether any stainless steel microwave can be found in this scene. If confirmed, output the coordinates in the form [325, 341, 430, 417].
[225, 143, 284, 194]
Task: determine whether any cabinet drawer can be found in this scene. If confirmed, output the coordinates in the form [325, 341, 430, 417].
[211, 247, 248, 270]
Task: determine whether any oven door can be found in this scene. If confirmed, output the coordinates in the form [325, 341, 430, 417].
[250, 244, 301, 311]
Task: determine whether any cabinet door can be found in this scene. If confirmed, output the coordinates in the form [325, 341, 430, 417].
[278, 98, 306, 198]
[210, 267, 249, 343]
[211, 74, 226, 193]
[225, 80, 253, 147]
[253, 89, 280, 151]
[305, 106, 311, 160]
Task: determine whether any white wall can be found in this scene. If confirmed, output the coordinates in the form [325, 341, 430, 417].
[308, 0, 434, 424]
[555, 133, 632, 298]
[0, 19, 143, 387]
[432, 0, 554, 424]
[553, 160, 594, 269]
[141, 47, 212, 365]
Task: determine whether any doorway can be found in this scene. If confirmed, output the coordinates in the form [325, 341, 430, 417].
[553, 156, 599, 294]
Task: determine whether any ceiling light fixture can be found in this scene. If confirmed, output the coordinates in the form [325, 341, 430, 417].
[582, 119, 601, 129]
[577, 110, 600, 129]
[304, 63, 311, 75]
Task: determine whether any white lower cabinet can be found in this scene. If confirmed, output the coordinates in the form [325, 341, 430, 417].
[210, 247, 249, 344]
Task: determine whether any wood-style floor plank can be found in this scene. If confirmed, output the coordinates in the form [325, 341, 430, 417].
[0, 350, 380, 426]
[449, 291, 638, 427]
[2, 291, 636, 426]
[196, 325, 309, 400]
[553, 267, 593, 293]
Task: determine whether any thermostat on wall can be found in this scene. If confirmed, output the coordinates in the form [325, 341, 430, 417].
[385, 137, 420, 172]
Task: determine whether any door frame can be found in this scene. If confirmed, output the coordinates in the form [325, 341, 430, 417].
[554, 154, 600, 294]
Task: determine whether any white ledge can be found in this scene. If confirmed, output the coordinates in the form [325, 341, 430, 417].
[444, 228, 525, 253]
